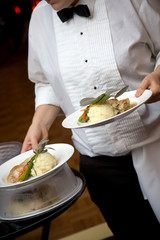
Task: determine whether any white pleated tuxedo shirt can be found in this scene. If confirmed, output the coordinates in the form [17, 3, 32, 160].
[28, 0, 160, 220]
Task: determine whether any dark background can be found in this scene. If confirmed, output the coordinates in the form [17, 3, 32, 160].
[0, 0, 41, 64]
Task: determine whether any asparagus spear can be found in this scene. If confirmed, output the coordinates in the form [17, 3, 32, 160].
[90, 93, 105, 105]
[19, 154, 38, 181]
[96, 95, 111, 104]
[18, 139, 49, 182]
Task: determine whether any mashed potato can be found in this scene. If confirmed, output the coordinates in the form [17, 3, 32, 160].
[88, 103, 115, 123]
[31, 152, 57, 177]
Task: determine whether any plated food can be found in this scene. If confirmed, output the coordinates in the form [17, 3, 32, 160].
[78, 87, 137, 124]
[7, 139, 57, 183]
[79, 98, 137, 124]
[62, 89, 152, 129]
[0, 143, 74, 188]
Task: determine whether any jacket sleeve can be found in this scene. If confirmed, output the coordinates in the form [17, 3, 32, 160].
[138, 0, 160, 69]
[28, 5, 60, 109]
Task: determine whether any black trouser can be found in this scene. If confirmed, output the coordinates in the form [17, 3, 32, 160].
[80, 154, 160, 240]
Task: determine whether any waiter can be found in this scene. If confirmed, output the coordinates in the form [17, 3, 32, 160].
[21, 0, 160, 239]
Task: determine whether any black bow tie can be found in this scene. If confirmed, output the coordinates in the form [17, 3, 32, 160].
[57, 5, 90, 23]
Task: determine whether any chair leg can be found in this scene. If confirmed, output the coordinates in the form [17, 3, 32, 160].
[41, 221, 51, 240]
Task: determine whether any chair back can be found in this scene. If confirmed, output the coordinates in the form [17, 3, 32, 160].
[0, 141, 22, 165]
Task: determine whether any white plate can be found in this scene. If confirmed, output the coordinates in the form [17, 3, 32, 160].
[0, 143, 74, 188]
[62, 90, 152, 129]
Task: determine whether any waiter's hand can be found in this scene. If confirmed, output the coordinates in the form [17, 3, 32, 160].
[21, 123, 48, 153]
[135, 65, 160, 103]
[21, 104, 60, 153]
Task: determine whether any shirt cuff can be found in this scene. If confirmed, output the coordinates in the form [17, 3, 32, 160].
[155, 52, 160, 70]
[35, 82, 60, 109]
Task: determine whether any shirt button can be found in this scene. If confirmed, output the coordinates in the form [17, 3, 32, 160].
[85, 59, 88, 63]
[80, 32, 83, 35]
[94, 86, 97, 89]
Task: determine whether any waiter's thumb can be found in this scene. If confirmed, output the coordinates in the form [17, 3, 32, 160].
[135, 78, 150, 98]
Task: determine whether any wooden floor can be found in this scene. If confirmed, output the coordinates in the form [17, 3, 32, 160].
[0, 46, 111, 239]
